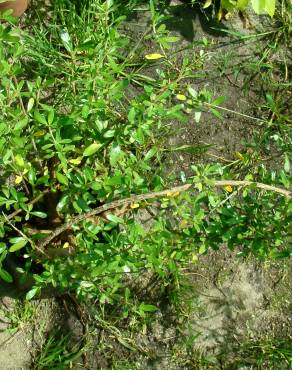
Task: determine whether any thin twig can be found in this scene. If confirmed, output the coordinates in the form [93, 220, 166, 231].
[2, 212, 33, 243]
[38, 180, 290, 250]
[6, 189, 50, 221]
[2, 212, 48, 257]
[214, 180, 291, 198]
[13, 76, 26, 116]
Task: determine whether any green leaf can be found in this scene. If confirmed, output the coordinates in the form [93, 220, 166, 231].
[210, 108, 222, 119]
[83, 143, 102, 157]
[212, 96, 225, 105]
[284, 154, 290, 173]
[26, 287, 39, 300]
[9, 239, 28, 252]
[31, 211, 47, 218]
[106, 214, 124, 224]
[110, 145, 124, 166]
[251, 0, 275, 16]
[56, 172, 68, 186]
[237, 0, 249, 10]
[199, 244, 207, 254]
[0, 243, 6, 254]
[139, 303, 158, 312]
[144, 147, 157, 161]
[27, 98, 35, 112]
[34, 111, 47, 125]
[56, 195, 70, 212]
[14, 118, 29, 132]
[0, 268, 13, 283]
[128, 107, 136, 123]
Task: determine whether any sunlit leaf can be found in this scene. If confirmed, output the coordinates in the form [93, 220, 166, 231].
[15, 175, 23, 185]
[56, 172, 68, 186]
[224, 185, 233, 193]
[0, 268, 13, 283]
[176, 94, 187, 101]
[145, 53, 164, 60]
[83, 143, 102, 157]
[9, 239, 28, 252]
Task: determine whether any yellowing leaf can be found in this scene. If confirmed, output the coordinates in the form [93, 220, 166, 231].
[191, 253, 198, 263]
[224, 185, 233, 193]
[15, 175, 23, 185]
[179, 219, 188, 228]
[34, 130, 46, 137]
[145, 53, 164, 60]
[176, 94, 187, 101]
[15, 154, 25, 168]
[130, 203, 140, 209]
[235, 151, 244, 160]
[63, 242, 69, 249]
[69, 157, 82, 165]
[166, 191, 180, 197]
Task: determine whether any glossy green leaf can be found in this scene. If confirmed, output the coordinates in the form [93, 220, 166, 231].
[9, 239, 28, 252]
[56, 172, 68, 186]
[26, 287, 39, 300]
[83, 143, 102, 157]
[139, 304, 158, 312]
[0, 268, 13, 283]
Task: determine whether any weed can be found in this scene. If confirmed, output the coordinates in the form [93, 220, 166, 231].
[0, 300, 36, 333]
[32, 331, 83, 370]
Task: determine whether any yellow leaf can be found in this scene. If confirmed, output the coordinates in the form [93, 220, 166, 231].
[15, 154, 25, 168]
[63, 242, 69, 249]
[176, 94, 187, 101]
[235, 151, 244, 160]
[166, 191, 180, 197]
[34, 130, 46, 137]
[224, 185, 233, 193]
[130, 203, 140, 209]
[191, 253, 198, 263]
[179, 219, 188, 228]
[15, 175, 23, 185]
[69, 157, 82, 165]
[145, 53, 164, 60]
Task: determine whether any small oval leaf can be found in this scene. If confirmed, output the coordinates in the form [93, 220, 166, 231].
[26, 287, 39, 300]
[0, 268, 13, 283]
[56, 172, 68, 186]
[9, 239, 28, 252]
[145, 53, 164, 60]
[83, 143, 102, 157]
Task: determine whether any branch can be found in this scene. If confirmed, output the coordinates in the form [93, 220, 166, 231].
[215, 180, 291, 198]
[7, 189, 50, 221]
[38, 180, 290, 250]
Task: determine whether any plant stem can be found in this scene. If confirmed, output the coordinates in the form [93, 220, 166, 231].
[38, 180, 290, 250]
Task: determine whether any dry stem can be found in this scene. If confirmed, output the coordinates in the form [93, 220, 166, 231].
[38, 180, 290, 250]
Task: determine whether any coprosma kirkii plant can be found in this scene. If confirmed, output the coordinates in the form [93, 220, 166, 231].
[0, 0, 290, 317]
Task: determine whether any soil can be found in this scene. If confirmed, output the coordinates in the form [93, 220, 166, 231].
[0, 1, 291, 369]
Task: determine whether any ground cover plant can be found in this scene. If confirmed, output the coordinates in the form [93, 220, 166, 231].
[0, 0, 291, 368]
